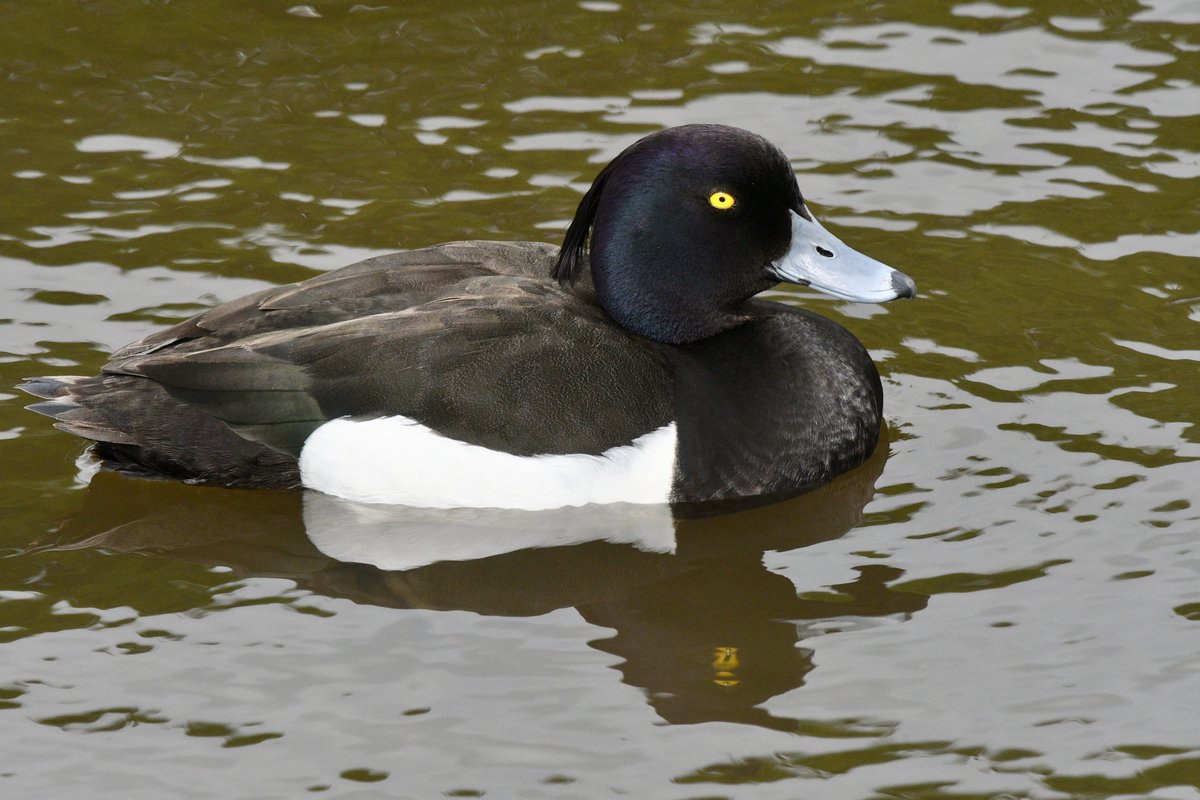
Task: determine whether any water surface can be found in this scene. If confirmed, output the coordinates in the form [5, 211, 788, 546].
[2, 1, 1199, 798]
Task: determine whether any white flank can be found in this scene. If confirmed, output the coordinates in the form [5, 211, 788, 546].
[298, 415, 677, 509]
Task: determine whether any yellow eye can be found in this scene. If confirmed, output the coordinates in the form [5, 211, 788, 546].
[708, 191, 736, 210]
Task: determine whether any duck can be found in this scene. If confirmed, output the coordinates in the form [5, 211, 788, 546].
[21, 124, 915, 512]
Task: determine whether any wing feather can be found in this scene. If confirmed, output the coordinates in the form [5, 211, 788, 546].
[106, 243, 670, 460]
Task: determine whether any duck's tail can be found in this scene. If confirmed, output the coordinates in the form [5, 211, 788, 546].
[18, 374, 299, 488]
[21, 375, 139, 445]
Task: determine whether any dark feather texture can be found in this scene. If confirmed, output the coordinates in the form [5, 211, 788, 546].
[25, 242, 674, 485]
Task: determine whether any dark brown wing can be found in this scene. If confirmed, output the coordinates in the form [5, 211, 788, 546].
[108, 241, 565, 361]
[128, 285, 673, 458]
[26, 242, 672, 487]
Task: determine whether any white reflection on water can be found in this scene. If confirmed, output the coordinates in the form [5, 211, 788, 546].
[0, 257, 272, 353]
[769, 24, 1174, 104]
[753, 365, 1200, 792]
[75, 134, 290, 170]
[303, 493, 676, 572]
[76, 134, 183, 160]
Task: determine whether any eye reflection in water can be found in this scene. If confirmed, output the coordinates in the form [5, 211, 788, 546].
[34, 436, 925, 733]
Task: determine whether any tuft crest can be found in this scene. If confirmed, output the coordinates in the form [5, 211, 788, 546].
[553, 160, 613, 284]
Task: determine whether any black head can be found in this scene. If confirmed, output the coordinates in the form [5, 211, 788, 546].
[555, 125, 805, 344]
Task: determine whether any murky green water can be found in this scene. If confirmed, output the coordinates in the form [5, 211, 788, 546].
[3, 1, 1199, 797]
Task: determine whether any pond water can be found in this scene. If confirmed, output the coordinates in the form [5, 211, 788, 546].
[3, 1, 1199, 798]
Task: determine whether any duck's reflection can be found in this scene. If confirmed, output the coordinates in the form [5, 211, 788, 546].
[40, 438, 925, 732]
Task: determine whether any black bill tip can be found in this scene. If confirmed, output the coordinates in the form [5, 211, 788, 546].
[891, 271, 917, 300]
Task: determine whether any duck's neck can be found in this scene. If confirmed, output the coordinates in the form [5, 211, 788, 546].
[593, 273, 748, 345]
[590, 234, 773, 345]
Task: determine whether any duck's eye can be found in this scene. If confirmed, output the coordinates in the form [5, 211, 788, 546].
[708, 191, 736, 210]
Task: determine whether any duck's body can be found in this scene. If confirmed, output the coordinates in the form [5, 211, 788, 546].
[23, 125, 913, 510]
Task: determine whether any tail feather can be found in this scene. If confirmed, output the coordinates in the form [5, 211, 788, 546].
[17, 376, 86, 400]
[17, 373, 299, 488]
[26, 399, 80, 418]
[22, 378, 137, 445]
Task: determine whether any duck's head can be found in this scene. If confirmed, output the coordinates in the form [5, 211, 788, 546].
[554, 124, 916, 344]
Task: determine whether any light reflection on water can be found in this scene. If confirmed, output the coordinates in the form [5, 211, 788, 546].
[2, 1, 1199, 797]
